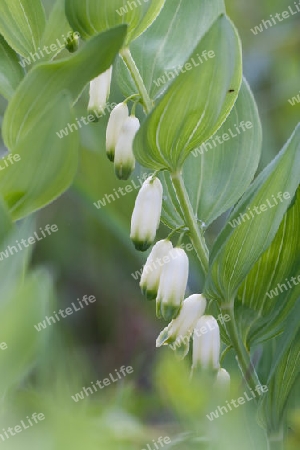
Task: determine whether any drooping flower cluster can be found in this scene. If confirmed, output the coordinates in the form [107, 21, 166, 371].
[130, 176, 229, 385]
[88, 67, 140, 180]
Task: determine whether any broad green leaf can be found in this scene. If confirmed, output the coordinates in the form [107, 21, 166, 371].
[236, 187, 300, 345]
[266, 300, 300, 384]
[116, 0, 225, 100]
[160, 78, 262, 229]
[205, 124, 300, 303]
[0, 0, 46, 57]
[3, 25, 127, 151]
[133, 15, 242, 172]
[0, 94, 78, 221]
[258, 324, 300, 432]
[130, 0, 167, 43]
[18, 0, 74, 68]
[0, 270, 52, 395]
[65, 0, 165, 45]
[0, 35, 24, 100]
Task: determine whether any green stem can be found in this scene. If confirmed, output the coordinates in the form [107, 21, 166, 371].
[171, 172, 209, 274]
[267, 433, 284, 450]
[222, 303, 262, 396]
[120, 48, 153, 114]
[171, 173, 262, 393]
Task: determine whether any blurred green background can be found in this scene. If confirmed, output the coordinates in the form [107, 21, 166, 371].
[0, 0, 299, 448]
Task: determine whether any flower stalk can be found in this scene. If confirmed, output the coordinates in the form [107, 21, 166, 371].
[171, 172, 209, 274]
[120, 48, 153, 114]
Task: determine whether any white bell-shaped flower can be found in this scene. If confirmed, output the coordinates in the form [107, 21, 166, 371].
[130, 176, 163, 251]
[88, 66, 112, 116]
[156, 247, 189, 321]
[192, 315, 220, 370]
[106, 103, 129, 161]
[140, 239, 173, 300]
[156, 294, 207, 358]
[114, 116, 140, 180]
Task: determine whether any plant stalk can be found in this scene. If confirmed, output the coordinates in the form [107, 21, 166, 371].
[120, 48, 153, 114]
[221, 303, 263, 396]
[171, 172, 209, 274]
[267, 433, 285, 450]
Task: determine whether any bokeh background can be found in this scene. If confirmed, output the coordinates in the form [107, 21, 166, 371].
[0, 0, 299, 448]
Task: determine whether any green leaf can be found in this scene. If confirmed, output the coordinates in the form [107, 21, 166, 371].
[258, 321, 300, 432]
[0, 0, 46, 57]
[116, 0, 225, 100]
[267, 300, 300, 384]
[65, 0, 165, 45]
[0, 218, 34, 300]
[0, 94, 78, 221]
[130, 0, 167, 43]
[160, 173, 185, 229]
[133, 14, 242, 172]
[0, 35, 24, 100]
[0, 269, 52, 395]
[235, 186, 300, 345]
[160, 78, 262, 229]
[2, 25, 127, 151]
[205, 124, 300, 303]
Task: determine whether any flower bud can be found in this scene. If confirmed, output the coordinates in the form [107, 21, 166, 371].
[130, 176, 163, 251]
[156, 248, 189, 321]
[65, 31, 80, 53]
[192, 315, 220, 370]
[106, 103, 129, 162]
[140, 239, 173, 300]
[156, 294, 207, 358]
[114, 116, 140, 180]
[215, 368, 231, 390]
[88, 66, 112, 118]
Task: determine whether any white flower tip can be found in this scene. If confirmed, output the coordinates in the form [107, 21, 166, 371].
[114, 160, 135, 180]
[161, 303, 180, 322]
[140, 283, 157, 301]
[131, 236, 153, 252]
[216, 368, 231, 388]
[156, 328, 169, 347]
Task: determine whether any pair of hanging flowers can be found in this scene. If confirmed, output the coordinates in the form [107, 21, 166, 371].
[88, 67, 140, 180]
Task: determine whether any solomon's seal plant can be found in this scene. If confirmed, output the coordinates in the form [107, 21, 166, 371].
[0, 0, 299, 449]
